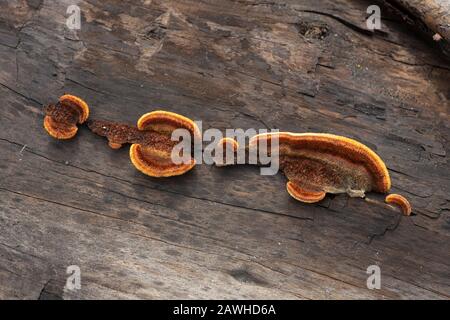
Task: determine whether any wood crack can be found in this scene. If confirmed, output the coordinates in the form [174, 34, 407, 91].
[294, 9, 374, 36]
[367, 214, 402, 245]
[0, 82, 43, 106]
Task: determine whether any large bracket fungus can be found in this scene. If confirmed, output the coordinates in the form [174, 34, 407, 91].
[249, 132, 391, 198]
[217, 132, 411, 215]
[88, 111, 200, 177]
[43, 94, 90, 139]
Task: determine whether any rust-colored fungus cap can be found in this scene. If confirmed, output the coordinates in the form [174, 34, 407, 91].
[215, 137, 239, 166]
[286, 181, 326, 203]
[249, 132, 391, 203]
[137, 111, 201, 139]
[219, 137, 239, 152]
[108, 142, 123, 149]
[43, 94, 90, 139]
[59, 94, 90, 123]
[385, 194, 412, 216]
[43, 115, 79, 140]
[130, 111, 200, 177]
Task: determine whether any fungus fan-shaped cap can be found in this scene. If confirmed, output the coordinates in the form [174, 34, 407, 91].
[137, 111, 201, 139]
[59, 94, 90, 124]
[214, 137, 239, 166]
[385, 194, 412, 216]
[129, 144, 196, 177]
[219, 137, 239, 152]
[44, 94, 90, 140]
[130, 111, 199, 177]
[286, 181, 326, 203]
[249, 132, 391, 203]
[250, 132, 391, 193]
[44, 115, 78, 140]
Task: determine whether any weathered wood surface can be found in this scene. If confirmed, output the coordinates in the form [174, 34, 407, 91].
[0, 0, 449, 299]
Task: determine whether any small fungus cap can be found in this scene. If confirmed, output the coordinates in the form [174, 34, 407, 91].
[219, 137, 239, 152]
[137, 110, 201, 140]
[214, 137, 239, 166]
[43, 115, 78, 140]
[129, 144, 196, 177]
[286, 181, 326, 203]
[44, 95, 90, 140]
[385, 194, 412, 216]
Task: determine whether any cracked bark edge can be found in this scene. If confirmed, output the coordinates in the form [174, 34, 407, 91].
[0, 138, 316, 222]
[378, 0, 450, 59]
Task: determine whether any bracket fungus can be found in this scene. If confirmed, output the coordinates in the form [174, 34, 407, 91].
[219, 137, 239, 152]
[286, 181, 326, 203]
[130, 111, 200, 177]
[211, 132, 410, 215]
[41, 94, 412, 215]
[88, 111, 200, 177]
[43, 94, 90, 139]
[249, 132, 391, 201]
[87, 119, 153, 150]
[385, 194, 412, 216]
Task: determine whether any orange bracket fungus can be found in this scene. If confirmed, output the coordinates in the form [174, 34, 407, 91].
[385, 194, 412, 216]
[88, 111, 200, 177]
[248, 132, 391, 200]
[42, 95, 412, 215]
[131, 111, 200, 177]
[216, 132, 411, 215]
[43, 94, 90, 139]
[215, 137, 240, 166]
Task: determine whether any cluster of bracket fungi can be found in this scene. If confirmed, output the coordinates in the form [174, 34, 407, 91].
[43, 94, 412, 216]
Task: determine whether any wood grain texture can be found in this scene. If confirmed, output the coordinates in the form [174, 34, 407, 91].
[0, 0, 449, 299]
